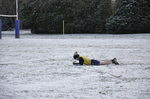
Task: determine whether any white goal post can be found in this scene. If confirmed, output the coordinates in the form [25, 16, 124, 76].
[0, 0, 20, 39]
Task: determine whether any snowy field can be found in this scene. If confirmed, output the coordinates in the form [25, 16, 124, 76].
[0, 31, 150, 99]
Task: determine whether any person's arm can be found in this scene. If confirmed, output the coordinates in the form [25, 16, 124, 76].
[73, 63, 80, 66]
[73, 57, 84, 65]
[79, 57, 84, 65]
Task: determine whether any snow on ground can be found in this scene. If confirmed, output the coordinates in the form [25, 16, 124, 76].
[0, 31, 150, 99]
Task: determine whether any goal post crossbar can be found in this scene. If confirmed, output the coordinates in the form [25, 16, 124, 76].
[0, 14, 17, 17]
[0, 14, 20, 39]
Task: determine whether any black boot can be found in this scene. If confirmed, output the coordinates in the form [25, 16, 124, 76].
[112, 58, 119, 65]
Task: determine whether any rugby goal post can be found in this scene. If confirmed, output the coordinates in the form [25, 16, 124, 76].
[0, 0, 20, 39]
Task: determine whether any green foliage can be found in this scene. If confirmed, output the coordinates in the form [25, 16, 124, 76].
[0, 17, 15, 31]
[20, 0, 112, 34]
[106, 0, 150, 33]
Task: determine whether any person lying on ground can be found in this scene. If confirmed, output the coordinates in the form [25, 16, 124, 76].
[73, 52, 119, 65]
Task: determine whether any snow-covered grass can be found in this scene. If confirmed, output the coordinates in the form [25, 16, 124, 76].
[0, 32, 150, 99]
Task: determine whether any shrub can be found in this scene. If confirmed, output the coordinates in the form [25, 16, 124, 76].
[20, 0, 112, 34]
[106, 0, 150, 33]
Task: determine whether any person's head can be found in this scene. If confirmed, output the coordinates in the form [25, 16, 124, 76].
[73, 52, 79, 60]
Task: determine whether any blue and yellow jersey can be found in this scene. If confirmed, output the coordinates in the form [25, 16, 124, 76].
[79, 56, 91, 65]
